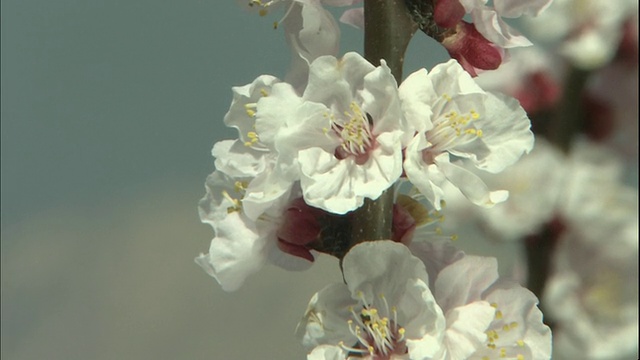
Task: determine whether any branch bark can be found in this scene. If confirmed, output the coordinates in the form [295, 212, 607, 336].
[348, 0, 417, 247]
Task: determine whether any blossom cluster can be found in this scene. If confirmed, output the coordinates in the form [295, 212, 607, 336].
[298, 240, 552, 360]
[196, 51, 535, 291]
[195, 1, 638, 359]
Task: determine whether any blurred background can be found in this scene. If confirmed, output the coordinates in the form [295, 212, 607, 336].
[0, 1, 477, 359]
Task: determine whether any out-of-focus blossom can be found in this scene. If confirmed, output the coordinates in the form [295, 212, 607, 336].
[457, 0, 553, 48]
[583, 33, 639, 164]
[461, 139, 565, 241]
[431, 0, 552, 75]
[255, 52, 406, 214]
[557, 140, 637, 238]
[475, 47, 563, 114]
[399, 59, 534, 209]
[432, 255, 552, 360]
[523, 0, 639, 69]
[544, 217, 638, 360]
[298, 240, 552, 359]
[441, 139, 638, 245]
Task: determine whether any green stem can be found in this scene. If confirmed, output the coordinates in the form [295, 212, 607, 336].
[348, 0, 417, 247]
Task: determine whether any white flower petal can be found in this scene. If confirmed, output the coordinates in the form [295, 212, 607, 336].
[195, 212, 273, 292]
[434, 256, 500, 311]
[212, 139, 268, 178]
[339, 7, 364, 30]
[493, 0, 553, 17]
[307, 345, 347, 360]
[471, 8, 533, 48]
[444, 301, 495, 359]
[436, 159, 509, 208]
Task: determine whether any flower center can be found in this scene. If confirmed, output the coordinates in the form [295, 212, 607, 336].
[242, 88, 269, 149]
[329, 102, 376, 164]
[221, 181, 248, 213]
[425, 95, 483, 156]
[341, 292, 407, 359]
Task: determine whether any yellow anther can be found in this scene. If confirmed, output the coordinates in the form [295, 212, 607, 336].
[258, 8, 268, 16]
[503, 324, 511, 331]
[398, 328, 405, 335]
[495, 310, 503, 319]
[490, 303, 499, 308]
[443, 94, 452, 101]
[510, 322, 518, 329]
[500, 348, 507, 357]
[517, 355, 524, 360]
[470, 110, 480, 119]
[260, 89, 269, 97]
[450, 234, 458, 241]
[234, 181, 248, 193]
[476, 129, 483, 137]
[245, 109, 256, 117]
[273, 21, 279, 29]
[435, 227, 443, 235]
[516, 340, 525, 347]
[482, 357, 490, 360]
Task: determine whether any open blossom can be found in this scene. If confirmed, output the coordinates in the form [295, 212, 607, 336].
[255, 52, 406, 214]
[399, 59, 534, 209]
[297, 241, 447, 359]
[297, 241, 551, 359]
[523, 0, 639, 69]
[409, 240, 552, 360]
[195, 171, 315, 291]
[213, 75, 299, 221]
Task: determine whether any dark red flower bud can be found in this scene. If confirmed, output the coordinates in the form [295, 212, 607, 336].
[434, 0, 466, 28]
[441, 22, 504, 76]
